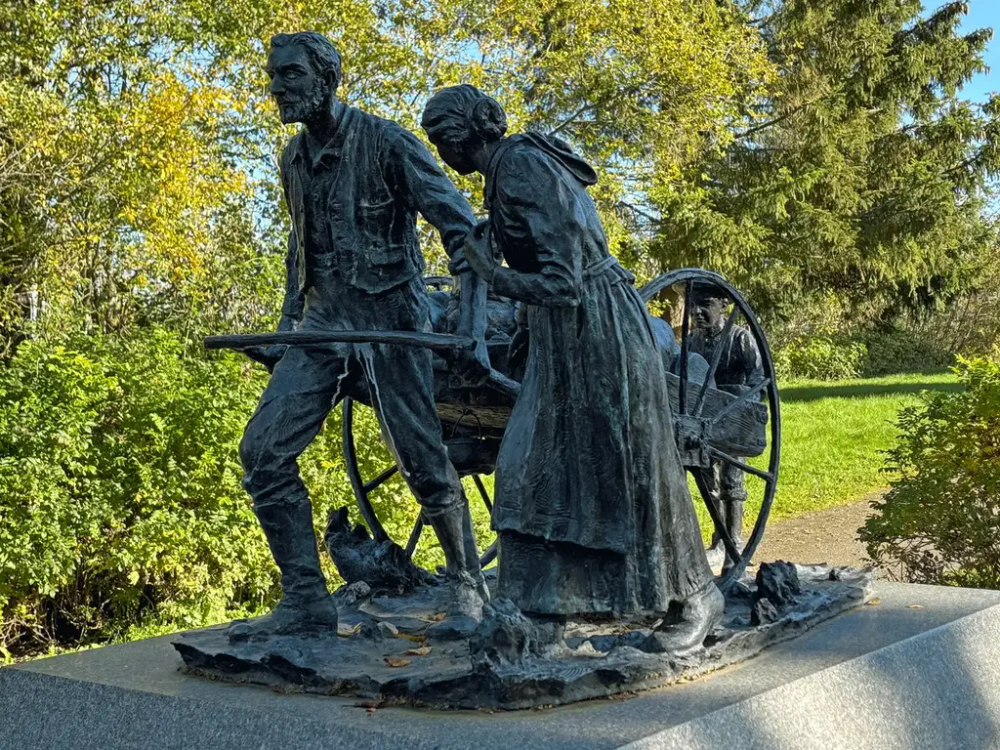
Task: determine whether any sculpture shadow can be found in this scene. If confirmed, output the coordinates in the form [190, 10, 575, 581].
[780, 379, 961, 404]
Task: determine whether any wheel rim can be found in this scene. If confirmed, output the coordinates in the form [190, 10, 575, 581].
[639, 268, 782, 590]
[342, 396, 497, 568]
[343, 397, 393, 544]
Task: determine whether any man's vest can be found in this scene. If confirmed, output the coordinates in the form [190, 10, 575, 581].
[279, 106, 425, 298]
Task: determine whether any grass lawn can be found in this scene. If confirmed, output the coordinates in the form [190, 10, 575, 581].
[721, 369, 961, 537]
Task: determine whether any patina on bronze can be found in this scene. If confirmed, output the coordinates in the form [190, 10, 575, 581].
[688, 282, 766, 570]
[421, 84, 723, 653]
[176, 55, 876, 710]
[229, 32, 492, 643]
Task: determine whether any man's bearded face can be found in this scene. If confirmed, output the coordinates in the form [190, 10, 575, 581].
[266, 45, 331, 125]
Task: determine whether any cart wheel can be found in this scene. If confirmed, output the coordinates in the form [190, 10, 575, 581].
[342, 396, 498, 569]
[639, 269, 781, 590]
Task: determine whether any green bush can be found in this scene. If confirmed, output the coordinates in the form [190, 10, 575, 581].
[773, 329, 958, 381]
[0, 328, 494, 658]
[858, 330, 954, 378]
[860, 353, 1000, 588]
[0, 329, 276, 656]
[774, 335, 868, 381]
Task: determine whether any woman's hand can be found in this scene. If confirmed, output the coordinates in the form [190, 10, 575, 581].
[462, 220, 498, 283]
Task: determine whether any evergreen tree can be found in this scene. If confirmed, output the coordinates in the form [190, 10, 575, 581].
[650, 0, 999, 329]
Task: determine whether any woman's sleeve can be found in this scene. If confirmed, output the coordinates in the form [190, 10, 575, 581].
[489, 149, 584, 308]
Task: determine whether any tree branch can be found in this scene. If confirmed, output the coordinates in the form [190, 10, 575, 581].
[733, 102, 809, 141]
[549, 104, 594, 136]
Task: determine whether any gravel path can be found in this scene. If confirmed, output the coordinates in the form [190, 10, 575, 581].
[754, 494, 881, 569]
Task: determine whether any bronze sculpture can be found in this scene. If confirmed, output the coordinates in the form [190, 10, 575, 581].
[421, 85, 724, 652]
[231, 32, 490, 641]
[176, 46, 876, 710]
[688, 282, 765, 568]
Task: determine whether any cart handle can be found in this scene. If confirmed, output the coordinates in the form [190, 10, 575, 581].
[204, 330, 521, 399]
[205, 330, 476, 353]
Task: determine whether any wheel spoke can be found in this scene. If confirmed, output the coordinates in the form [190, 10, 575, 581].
[364, 465, 398, 493]
[638, 269, 780, 591]
[678, 279, 693, 415]
[707, 447, 774, 482]
[343, 398, 389, 543]
[405, 513, 425, 558]
[480, 539, 498, 568]
[709, 377, 771, 427]
[692, 305, 739, 418]
[472, 474, 493, 513]
[692, 469, 744, 568]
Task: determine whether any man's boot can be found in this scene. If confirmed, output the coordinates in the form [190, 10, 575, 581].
[227, 500, 339, 641]
[721, 497, 746, 573]
[425, 499, 489, 639]
[705, 538, 725, 569]
[460, 499, 491, 604]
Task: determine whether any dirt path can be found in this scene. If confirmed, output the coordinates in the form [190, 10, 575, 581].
[754, 494, 881, 569]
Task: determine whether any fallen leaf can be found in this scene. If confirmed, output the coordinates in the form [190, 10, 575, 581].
[865, 597, 882, 606]
[907, 604, 924, 610]
[405, 646, 431, 656]
[384, 657, 411, 668]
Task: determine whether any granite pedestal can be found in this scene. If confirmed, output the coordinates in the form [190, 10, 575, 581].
[3, 582, 1000, 750]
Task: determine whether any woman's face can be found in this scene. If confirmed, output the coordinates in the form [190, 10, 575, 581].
[433, 138, 479, 176]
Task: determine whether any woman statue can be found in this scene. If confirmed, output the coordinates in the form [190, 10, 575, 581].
[421, 85, 723, 653]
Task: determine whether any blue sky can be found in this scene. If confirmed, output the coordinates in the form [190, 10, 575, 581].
[957, 0, 998, 103]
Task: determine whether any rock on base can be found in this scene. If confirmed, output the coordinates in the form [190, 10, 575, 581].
[172, 563, 872, 710]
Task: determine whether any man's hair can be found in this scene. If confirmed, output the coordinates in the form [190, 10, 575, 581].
[692, 281, 729, 304]
[270, 32, 342, 87]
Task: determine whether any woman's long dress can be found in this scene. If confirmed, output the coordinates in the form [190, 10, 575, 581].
[487, 134, 713, 616]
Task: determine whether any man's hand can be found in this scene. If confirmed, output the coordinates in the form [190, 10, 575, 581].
[243, 344, 287, 374]
[451, 338, 492, 388]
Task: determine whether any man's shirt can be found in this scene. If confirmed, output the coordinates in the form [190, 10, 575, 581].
[689, 324, 764, 389]
[278, 105, 476, 324]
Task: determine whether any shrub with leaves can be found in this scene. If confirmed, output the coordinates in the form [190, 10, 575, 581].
[0, 326, 496, 658]
[861, 353, 1000, 588]
[0, 329, 274, 656]
[859, 330, 954, 378]
[774, 335, 867, 381]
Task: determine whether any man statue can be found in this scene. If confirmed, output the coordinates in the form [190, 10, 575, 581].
[688, 283, 764, 568]
[231, 31, 489, 640]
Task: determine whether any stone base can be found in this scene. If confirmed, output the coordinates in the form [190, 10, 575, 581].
[4, 582, 1000, 749]
[171, 564, 871, 709]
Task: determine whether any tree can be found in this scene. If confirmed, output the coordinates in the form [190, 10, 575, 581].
[1, 1, 774, 357]
[650, 0, 1000, 329]
[0, 0, 281, 355]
